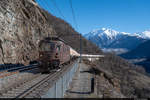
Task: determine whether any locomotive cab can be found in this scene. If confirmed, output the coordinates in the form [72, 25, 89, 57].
[38, 37, 70, 72]
[39, 41, 61, 69]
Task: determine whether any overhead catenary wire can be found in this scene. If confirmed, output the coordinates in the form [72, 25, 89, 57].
[40, 0, 66, 37]
[39, 0, 54, 14]
[69, 0, 82, 62]
[37, 0, 66, 21]
[40, 0, 78, 37]
[50, 0, 66, 20]
[38, 0, 55, 37]
[68, 0, 78, 30]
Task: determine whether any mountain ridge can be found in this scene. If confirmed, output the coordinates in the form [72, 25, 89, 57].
[120, 40, 150, 59]
[85, 28, 150, 39]
[84, 28, 149, 53]
[120, 40, 150, 73]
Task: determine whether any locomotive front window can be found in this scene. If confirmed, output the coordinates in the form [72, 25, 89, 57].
[50, 43, 55, 51]
[40, 42, 55, 51]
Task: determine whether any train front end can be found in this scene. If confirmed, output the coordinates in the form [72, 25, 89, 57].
[38, 39, 61, 72]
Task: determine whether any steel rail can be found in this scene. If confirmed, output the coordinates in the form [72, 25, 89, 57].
[0, 65, 39, 79]
[15, 58, 78, 98]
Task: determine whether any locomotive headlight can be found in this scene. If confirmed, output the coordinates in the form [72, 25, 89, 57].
[39, 54, 43, 57]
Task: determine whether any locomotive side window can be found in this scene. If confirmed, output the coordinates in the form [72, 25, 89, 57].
[56, 45, 61, 51]
[63, 45, 65, 51]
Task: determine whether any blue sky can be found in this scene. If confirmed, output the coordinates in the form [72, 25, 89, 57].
[36, 0, 150, 34]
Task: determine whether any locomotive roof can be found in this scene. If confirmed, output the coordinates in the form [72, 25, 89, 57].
[43, 37, 68, 45]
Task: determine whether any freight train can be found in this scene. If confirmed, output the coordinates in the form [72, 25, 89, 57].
[37, 37, 79, 72]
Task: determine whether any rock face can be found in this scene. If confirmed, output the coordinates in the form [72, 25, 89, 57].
[0, 0, 102, 65]
[0, 0, 56, 64]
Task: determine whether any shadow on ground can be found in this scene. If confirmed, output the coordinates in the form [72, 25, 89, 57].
[66, 90, 92, 94]
[80, 67, 101, 75]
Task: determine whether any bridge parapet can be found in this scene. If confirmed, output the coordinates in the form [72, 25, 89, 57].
[41, 59, 79, 98]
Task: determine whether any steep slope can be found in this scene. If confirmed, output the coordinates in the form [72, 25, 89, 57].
[121, 40, 150, 59]
[84, 54, 150, 98]
[84, 28, 148, 52]
[120, 40, 150, 73]
[0, 0, 102, 65]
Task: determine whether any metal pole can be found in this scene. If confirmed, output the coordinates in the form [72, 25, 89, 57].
[91, 78, 94, 93]
[55, 82, 57, 98]
[79, 34, 82, 63]
[62, 76, 64, 97]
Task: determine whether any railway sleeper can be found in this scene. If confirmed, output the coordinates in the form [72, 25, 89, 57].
[1, 59, 78, 98]
[0, 73, 40, 96]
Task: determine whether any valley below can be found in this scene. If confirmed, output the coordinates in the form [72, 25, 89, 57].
[126, 58, 150, 74]
[84, 28, 150, 74]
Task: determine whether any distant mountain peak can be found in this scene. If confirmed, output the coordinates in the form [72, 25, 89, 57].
[90, 28, 118, 35]
[101, 27, 106, 30]
[84, 27, 149, 52]
[87, 28, 150, 39]
[136, 31, 150, 39]
[89, 28, 127, 40]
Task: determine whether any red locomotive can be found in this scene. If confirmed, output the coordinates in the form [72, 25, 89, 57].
[38, 37, 70, 72]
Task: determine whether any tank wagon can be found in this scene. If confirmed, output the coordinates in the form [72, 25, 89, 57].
[69, 46, 80, 57]
[38, 37, 70, 72]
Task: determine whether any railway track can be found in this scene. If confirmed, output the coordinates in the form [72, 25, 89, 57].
[0, 58, 78, 98]
[0, 63, 39, 73]
[0, 63, 40, 96]
[0, 64, 39, 79]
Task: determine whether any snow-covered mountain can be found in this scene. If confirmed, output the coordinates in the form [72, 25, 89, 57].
[136, 30, 150, 39]
[84, 28, 149, 54]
